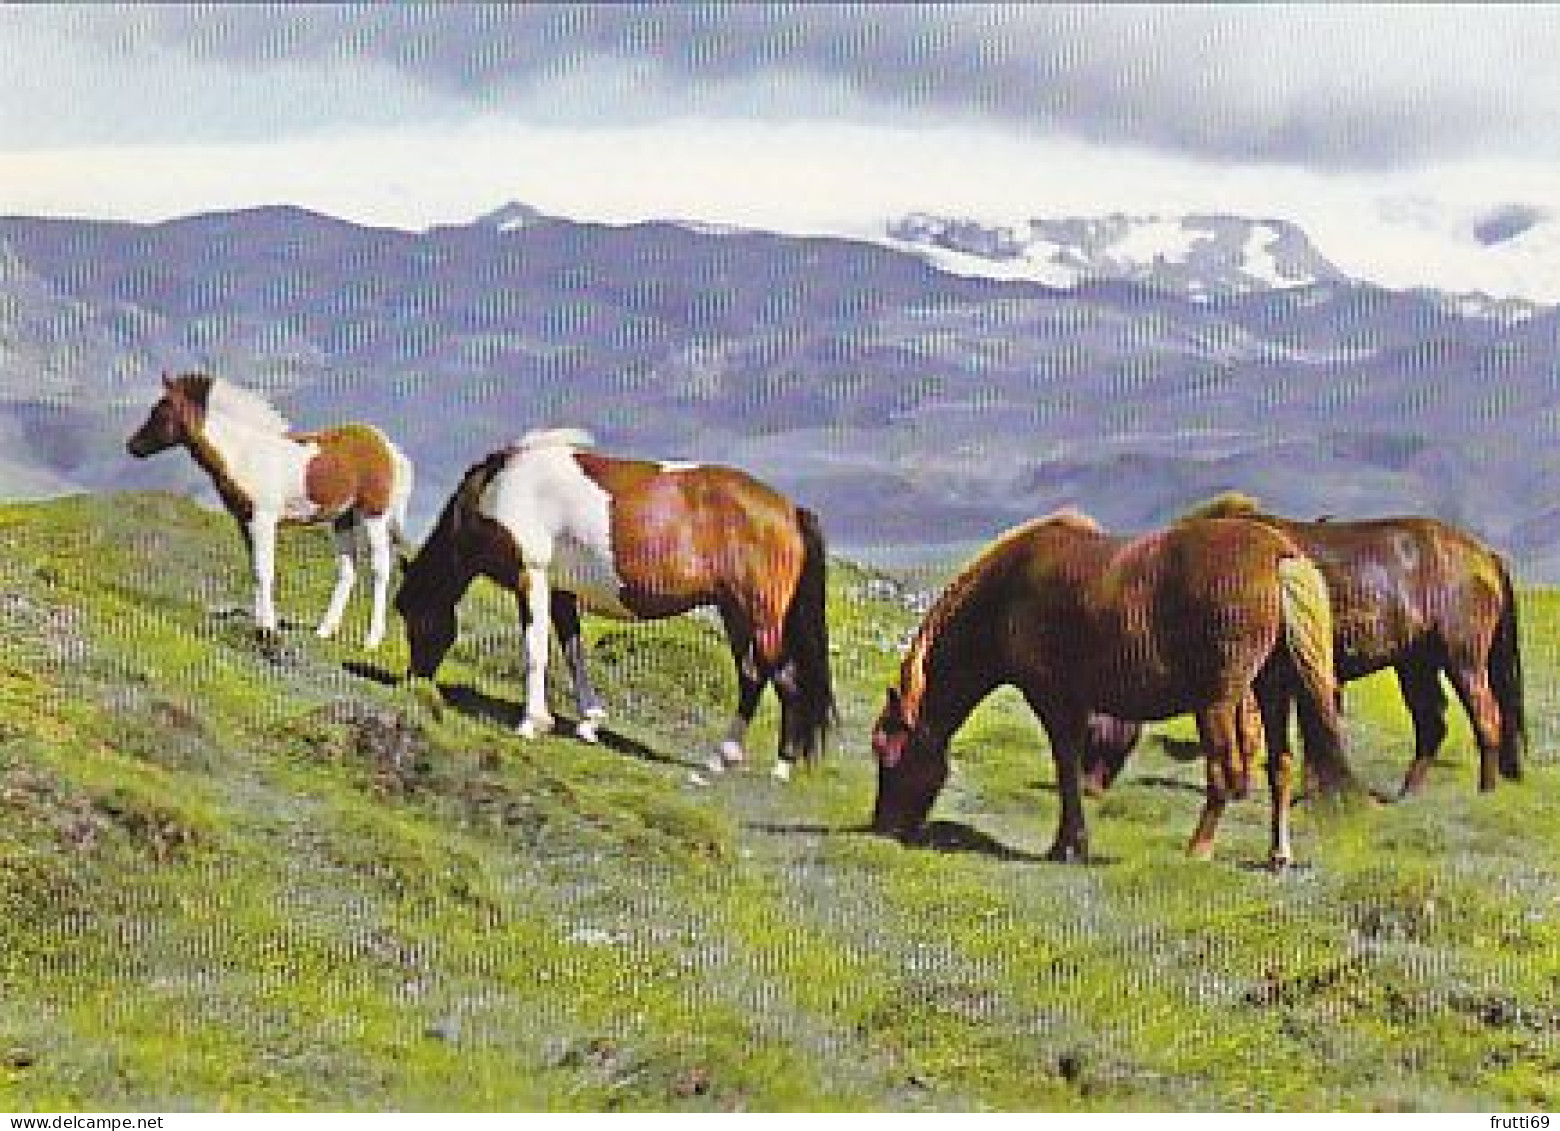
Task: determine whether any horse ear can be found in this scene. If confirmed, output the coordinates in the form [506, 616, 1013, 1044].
[162, 372, 175, 392]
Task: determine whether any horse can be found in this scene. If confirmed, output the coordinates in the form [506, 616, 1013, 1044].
[126, 373, 414, 650]
[1084, 494, 1525, 798]
[394, 429, 835, 778]
[870, 509, 1362, 868]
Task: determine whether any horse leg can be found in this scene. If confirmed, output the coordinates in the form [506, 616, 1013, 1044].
[1029, 700, 1089, 862]
[361, 512, 393, 650]
[709, 610, 767, 775]
[1234, 690, 1264, 800]
[1395, 657, 1449, 797]
[1256, 686, 1295, 869]
[1188, 702, 1242, 861]
[316, 514, 358, 641]
[551, 590, 607, 743]
[1444, 659, 1503, 792]
[516, 566, 555, 739]
[247, 512, 281, 637]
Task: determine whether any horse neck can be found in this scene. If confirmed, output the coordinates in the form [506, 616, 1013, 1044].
[192, 413, 307, 518]
[904, 585, 1006, 748]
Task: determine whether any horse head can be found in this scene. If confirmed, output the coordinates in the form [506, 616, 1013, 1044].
[870, 685, 950, 838]
[126, 373, 210, 457]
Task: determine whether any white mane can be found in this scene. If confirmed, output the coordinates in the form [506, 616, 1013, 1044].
[514, 427, 595, 452]
[206, 379, 293, 435]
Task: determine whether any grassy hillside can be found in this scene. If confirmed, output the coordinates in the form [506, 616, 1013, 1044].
[2, 492, 1560, 1111]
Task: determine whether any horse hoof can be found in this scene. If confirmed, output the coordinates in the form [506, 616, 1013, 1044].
[771, 761, 793, 783]
[575, 719, 600, 744]
[1268, 854, 1292, 873]
[1045, 842, 1088, 864]
[516, 717, 552, 740]
[1186, 840, 1216, 861]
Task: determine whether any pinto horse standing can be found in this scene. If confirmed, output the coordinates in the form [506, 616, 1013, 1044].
[1085, 494, 1525, 798]
[395, 429, 834, 778]
[871, 510, 1362, 867]
[127, 373, 413, 649]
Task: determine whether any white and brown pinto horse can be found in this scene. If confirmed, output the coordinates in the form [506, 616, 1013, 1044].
[395, 429, 835, 778]
[127, 373, 414, 649]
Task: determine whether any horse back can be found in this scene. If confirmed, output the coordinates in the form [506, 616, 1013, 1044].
[292, 423, 399, 517]
[1271, 514, 1506, 671]
[574, 452, 805, 613]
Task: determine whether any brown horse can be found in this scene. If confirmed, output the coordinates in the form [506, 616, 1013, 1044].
[394, 429, 834, 777]
[1085, 494, 1525, 798]
[127, 373, 413, 649]
[870, 510, 1361, 867]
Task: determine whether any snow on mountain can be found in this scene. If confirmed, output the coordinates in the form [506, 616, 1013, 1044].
[883, 208, 1558, 316]
[884, 212, 1348, 299]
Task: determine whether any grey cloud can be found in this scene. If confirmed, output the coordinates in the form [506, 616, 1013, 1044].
[61, 5, 1560, 168]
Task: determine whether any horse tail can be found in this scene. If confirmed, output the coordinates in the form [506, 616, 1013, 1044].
[388, 443, 415, 554]
[1490, 556, 1526, 781]
[781, 506, 837, 763]
[1276, 554, 1359, 798]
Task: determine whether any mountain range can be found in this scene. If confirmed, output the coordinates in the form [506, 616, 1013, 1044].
[2, 203, 1559, 575]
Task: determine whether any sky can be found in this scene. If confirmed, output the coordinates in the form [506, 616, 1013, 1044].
[4, 4, 1560, 298]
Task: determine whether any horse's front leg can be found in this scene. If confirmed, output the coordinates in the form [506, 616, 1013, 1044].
[247, 512, 281, 637]
[1189, 702, 1243, 860]
[517, 565, 555, 739]
[551, 590, 607, 743]
[1031, 700, 1089, 862]
[316, 515, 359, 642]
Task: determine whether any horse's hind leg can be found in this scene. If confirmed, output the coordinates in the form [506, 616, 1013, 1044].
[552, 590, 607, 743]
[708, 611, 767, 775]
[1395, 657, 1449, 797]
[1444, 658, 1503, 793]
[316, 515, 359, 642]
[1188, 703, 1243, 861]
[361, 512, 393, 650]
[1256, 688, 1295, 869]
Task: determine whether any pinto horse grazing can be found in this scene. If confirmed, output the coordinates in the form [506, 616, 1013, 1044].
[870, 510, 1362, 867]
[126, 373, 413, 649]
[394, 429, 834, 778]
[1085, 494, 1525, 798]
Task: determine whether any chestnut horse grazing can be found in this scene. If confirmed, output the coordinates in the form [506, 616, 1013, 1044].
[127, 373, 413, 649]
[394, 429, 834, 778]
[1086, 494, 1525, 798]
[871, 510, 1361, 867]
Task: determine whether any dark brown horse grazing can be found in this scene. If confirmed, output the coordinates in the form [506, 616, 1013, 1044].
[870, 510, 1362, 867]
[395, 429, 834, 778]
[1085, 494, 1525, 798]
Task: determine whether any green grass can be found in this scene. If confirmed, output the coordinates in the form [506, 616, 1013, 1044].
[2, 492, 1559, 1110]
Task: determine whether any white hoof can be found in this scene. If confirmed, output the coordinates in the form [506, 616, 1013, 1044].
[704, 752, 728, 774]
[771, 761, 793, 783]
[575, 718, 600, 744]
[718, 740, 747, 767]
[516, 716, 552, 740]
[315, 623, 338, 640]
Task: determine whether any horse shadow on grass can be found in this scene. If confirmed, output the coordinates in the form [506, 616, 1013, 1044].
[749, 817, 1115, 865]
[342, 660, 699, 770]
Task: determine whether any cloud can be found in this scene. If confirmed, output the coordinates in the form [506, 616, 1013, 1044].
[32, 5, 1560, 170]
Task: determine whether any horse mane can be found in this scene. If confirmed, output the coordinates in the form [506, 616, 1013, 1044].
[512, 427, 595, 452]
[1180, 491, 1263, 521]
[901, 513, 1092, 722]
[1038, 506, 1104, 533]
[204, 376, 293, 435]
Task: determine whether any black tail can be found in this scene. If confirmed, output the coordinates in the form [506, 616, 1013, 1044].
[1491, 557, 1526, 781]
[780, 507, 837, 763]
